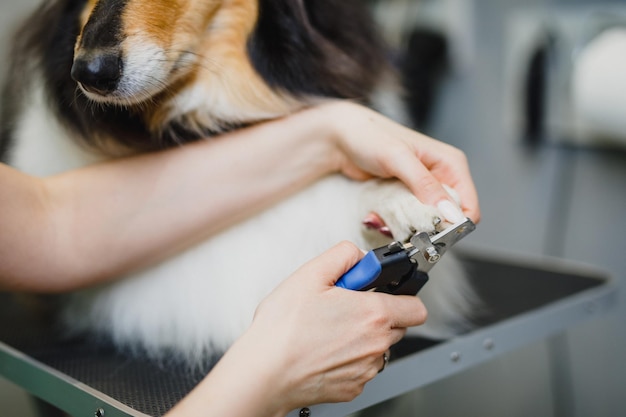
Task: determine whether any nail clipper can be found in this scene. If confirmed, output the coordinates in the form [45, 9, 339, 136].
[336, 218, 476, 295]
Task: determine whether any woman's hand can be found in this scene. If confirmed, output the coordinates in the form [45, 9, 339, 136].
[311, 101, 481, 224]
[170, 242, 427, 417]
[249, 241, 427, 410]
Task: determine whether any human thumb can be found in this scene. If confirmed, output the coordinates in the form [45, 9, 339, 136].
[301, 241, 365, 287]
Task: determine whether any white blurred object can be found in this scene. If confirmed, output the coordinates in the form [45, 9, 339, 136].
[572, 27, 626, 147]
[503, 6, 626, 148]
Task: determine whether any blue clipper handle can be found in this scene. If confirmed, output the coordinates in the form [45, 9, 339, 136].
[336, 251, 382, 290]
[335, 243, 428, 295]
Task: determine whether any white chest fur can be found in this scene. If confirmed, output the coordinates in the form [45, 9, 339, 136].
[10, 79, 103, 175]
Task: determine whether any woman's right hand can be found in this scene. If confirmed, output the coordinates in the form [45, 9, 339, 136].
[241, 241, 428, 414]
[170, 242, 427, 417]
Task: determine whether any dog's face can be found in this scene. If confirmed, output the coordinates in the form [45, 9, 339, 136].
[21, 0, 387, 149]
[71, 0, 258, 106]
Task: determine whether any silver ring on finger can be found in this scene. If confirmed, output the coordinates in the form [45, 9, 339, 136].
[378, 350, 390, 373]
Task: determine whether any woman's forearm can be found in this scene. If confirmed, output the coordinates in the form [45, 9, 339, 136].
[1, 110, 338, 292]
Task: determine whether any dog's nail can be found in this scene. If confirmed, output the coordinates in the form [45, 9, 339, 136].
[437, 200, 464, 223]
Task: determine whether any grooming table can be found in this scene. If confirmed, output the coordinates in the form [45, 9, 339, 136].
[0, 251, 618, 417]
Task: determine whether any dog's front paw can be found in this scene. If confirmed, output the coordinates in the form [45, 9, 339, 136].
[361, 181, 443, 244]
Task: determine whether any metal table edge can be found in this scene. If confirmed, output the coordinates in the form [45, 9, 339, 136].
[291, 279, 619, 417]
[0, 341, 150, 417]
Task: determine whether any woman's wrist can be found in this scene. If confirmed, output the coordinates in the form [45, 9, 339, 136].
[228, 325, 296, 415]
[297, 101, 368, 180]
[285, 101, 349, 178]
[166, 325, 294, 417]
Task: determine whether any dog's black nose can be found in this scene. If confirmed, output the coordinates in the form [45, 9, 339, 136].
[71, 52, 122, 95]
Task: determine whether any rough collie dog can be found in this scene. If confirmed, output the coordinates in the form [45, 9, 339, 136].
[1, 0, 476, 365]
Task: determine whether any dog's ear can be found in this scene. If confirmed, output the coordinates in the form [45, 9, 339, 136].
[248, 0, 389, 102]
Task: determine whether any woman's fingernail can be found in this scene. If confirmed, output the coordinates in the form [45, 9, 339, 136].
[437, 200, 465, 223]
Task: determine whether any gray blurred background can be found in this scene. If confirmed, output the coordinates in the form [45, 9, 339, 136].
[1, 0, 625, 416]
